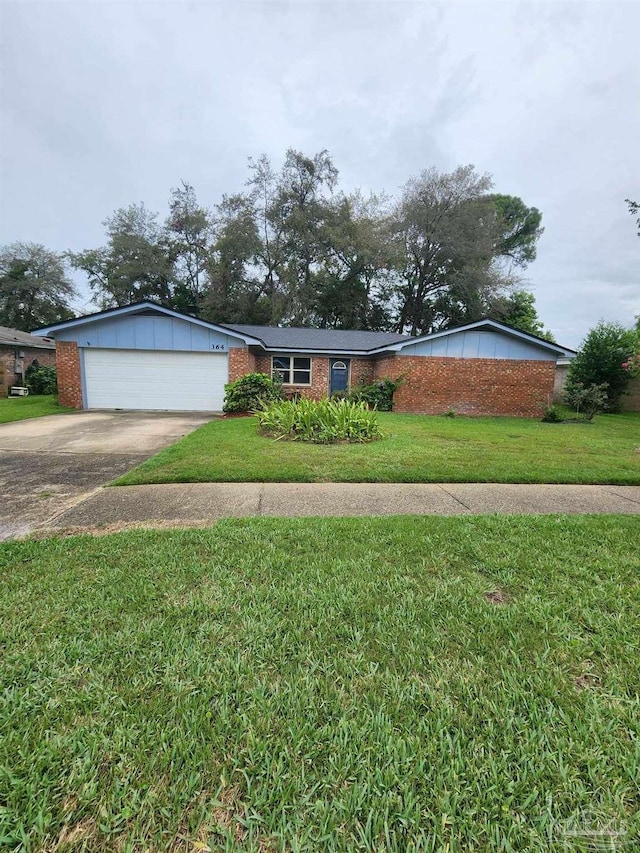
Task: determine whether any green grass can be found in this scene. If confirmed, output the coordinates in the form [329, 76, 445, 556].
[0, 395, 72, 423]
[114, 411, 640, 486]
[1, 516, 639, 851]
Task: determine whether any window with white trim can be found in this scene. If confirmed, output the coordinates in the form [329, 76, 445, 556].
[272, 355, 312, 385]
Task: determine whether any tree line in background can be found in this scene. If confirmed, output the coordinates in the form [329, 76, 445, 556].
[1, 151, 555, 339]
[1, 150, 637, 351]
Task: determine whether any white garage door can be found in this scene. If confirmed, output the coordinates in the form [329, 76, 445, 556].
[83, 349, 228, 411]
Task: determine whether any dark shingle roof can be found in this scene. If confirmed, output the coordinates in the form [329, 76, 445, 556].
[0, 325, 56, 349]
[221, 324, 410, 353]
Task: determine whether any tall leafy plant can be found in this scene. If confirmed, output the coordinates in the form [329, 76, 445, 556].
[565, 322, 636, 412]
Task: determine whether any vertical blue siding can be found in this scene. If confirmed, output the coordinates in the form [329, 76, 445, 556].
[54, 315, 244, 351]
[400, 329, 556, 361]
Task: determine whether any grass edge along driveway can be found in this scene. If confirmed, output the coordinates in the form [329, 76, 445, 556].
[1, 515, 638, 851]
[114, 410, 640, 486]
[0, 394, 73, 424]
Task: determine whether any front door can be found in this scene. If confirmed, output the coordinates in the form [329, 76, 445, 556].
[329, 359, 350, 396]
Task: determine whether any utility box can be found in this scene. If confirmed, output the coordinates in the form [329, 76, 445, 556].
[9, 386, 29, 397]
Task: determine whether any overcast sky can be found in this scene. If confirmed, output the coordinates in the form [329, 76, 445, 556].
[1, 0, 638, 347]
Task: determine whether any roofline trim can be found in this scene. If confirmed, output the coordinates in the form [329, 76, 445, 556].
[251, 346, 391, 356]
[32, 301, 263, 345]
[0, 340, 56, 349]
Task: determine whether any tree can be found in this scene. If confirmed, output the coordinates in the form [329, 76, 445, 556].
[166, 182, 214, 315]
[625, 198, 639, 236]
[566, 321, 637, 412]
[0, 242, 77, 330]
[313, 191, 393, 330]
[387, 166, 543, 335]
[268, 148, 339, 325]
[69, 203, 174, 308]
[201, 193, 268, 324]
[389, 165, 495, 334]
[490, 195, 543, 267]
[489, 289, 555, 341]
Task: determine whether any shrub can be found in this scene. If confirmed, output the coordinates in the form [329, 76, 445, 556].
[25, 361, 57, 395]
[566, 322, 636, 412]
[444, 408, 457, 418]
[563, 382, 608, 422]
[223, 372, 282, 414]
[257, 398, 383, 444]
[541, 404, 563, 423]
[348, 376, 403, 411]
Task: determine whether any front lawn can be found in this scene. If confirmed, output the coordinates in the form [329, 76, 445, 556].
[115, 411, 640, 485]
[1, 516, 639, 851]
[0, 394, 72, 424]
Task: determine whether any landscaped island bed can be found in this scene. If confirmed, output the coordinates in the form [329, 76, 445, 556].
[1, 516, 638, 850]
[114, 411, 640, 486]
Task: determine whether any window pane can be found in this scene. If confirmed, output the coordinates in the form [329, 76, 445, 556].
[293, 371, 311, 384]
[293, 357, 311, 370]
[273, 356, 290, 371]
[273, 369, 288, 382]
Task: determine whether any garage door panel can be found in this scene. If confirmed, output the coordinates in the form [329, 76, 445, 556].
[83, 349, 227, 411]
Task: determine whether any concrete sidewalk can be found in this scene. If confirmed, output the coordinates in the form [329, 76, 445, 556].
[41, 482, 640, 532]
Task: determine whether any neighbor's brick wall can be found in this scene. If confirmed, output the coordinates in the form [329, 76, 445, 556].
[0, 347, 56, 397]
[56, 341, 83, 409]
[553, 363, 570, 402]
[228, 347, 257, 383]
[374, 354, 556, 417]
[621, 377, 640, 412]
[554, 363, 640, 411]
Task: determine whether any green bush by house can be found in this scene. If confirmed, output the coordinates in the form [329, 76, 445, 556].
[223, 372, 283, 414]
[346, 376, 403, 411]
[25, 361, 57, 395]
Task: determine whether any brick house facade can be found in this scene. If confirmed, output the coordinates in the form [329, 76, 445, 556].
[55, 341, 83, 409]
[34, 303, 575, 417]
[0, 325, 56, 397]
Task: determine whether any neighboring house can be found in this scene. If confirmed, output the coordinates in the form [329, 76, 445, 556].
[553, 355, 574, 402]
[34, 301, 576, 417]
[0, 325, 56, 397]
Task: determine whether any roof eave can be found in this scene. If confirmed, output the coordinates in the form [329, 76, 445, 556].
[255, 345, 383, 356]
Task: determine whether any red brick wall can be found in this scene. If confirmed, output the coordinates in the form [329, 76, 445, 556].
[56, 341, 83, 409]
[228, 347, 257, 383]
[350, 358, 374, 388]
[374, 354, 556, 417]
[0, 347, 56, 397]
[254, 354, 330, 400]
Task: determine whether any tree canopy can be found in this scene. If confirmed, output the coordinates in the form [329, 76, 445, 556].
[66, 150, 550, 335]
[489, 290, 555, 341]
[0, 242, 77, 331]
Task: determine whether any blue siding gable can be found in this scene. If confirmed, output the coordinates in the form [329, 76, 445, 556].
[54, 314, 242, 352]
[399, 329, 557, 361]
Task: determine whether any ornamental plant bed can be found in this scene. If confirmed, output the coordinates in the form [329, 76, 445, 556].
[256, 398, 383, 444]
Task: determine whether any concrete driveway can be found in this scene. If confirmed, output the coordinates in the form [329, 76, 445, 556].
[0, 411, 210, 540]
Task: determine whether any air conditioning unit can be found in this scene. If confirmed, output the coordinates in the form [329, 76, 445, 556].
[10, 386, 30, 397]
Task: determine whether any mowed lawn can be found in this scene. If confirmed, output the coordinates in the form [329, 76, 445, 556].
[115, 411, 640, 486]
[0, 395, 72, 424]
[1, 516, 639, 851]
